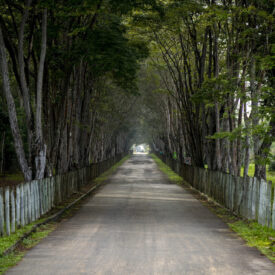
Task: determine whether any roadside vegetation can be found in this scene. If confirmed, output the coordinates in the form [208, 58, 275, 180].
[150, 154, 183, 185]
[0, 219, 45, 256]
[0, 222, 55, 274]
[94, 155, 130, 184]
[240, 164, 275, 184]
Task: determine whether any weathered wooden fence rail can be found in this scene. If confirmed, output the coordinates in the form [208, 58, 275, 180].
[156, 153, 275, 230]
[0, 154, 125, 236]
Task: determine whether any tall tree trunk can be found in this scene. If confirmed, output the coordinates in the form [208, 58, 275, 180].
[18, 0, 34, 165]
[213, 25, 221, 170]
[0, 27, 32, 181]
[35, 8, 47, 179]
[236, 99, 243, 176]
[221, 116, 230, 173]
[243, 101, 250, 179]
[250, 57, 260, 162]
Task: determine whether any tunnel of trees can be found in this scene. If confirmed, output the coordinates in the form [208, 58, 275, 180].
[0, 0, 274, 182]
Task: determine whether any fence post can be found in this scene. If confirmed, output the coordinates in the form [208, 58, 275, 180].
[20, 183, 25, 226]
[33, 181, 37, 220]
[31, 182, 36, 222]
[24, 183, 28, 224]
[11, 188, 15, 233]
[32, 181, 35, 221]
[36, 180, 40, 219]
[16, 185, 20, 228]
[51, 177, 54, 208]
[47, 178, 50, 212]
[258, 179, 272, 227]
[266, 181, 272, 227]
[0, 187, 4, 235]
[38, 180, 42, 216]
[228, 175, 233, 211]
[43, 178, 47, 213]
[47, 178, 51, 211]
[246, 177, 253, 220]
[5, 187, 10, 236]
[27, 182, 32, 224]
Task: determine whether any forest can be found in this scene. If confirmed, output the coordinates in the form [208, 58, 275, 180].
[0, 0, 274, 183]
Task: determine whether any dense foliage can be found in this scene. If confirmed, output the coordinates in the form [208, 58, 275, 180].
[0, 0, 149, 180]
[0, 0, 274, 181]
[132, 0, 275, 180]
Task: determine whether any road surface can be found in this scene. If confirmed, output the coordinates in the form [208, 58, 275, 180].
[7, 155, 275, 274]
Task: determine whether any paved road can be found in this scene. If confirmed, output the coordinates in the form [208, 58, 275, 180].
[7, 155, 275, 275]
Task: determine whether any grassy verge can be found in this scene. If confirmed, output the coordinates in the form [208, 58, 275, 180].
[151, 153, 275, 263]
[150, 154, 183, 184]
[0, 218, 47, 256]
[229, 221, 275, 261]
[0, 223, 56, 274]
[214, 207, 275, 262]
[94, 155, 129, 184]
[0, 155, 129, 274]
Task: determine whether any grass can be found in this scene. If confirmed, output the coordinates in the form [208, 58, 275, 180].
[151, 153, 275, 263]
[0, 252, 24, 274]
[0, 223, 55, 274]
[0, 218, 47, 256]
[212, 207, 275, 262]
[0, 202, 77, 274]
[150, 154, 183, 184]
[21, 224, 55, 249]
[94, 155, 130, 184]
[229, 221, 275, 262]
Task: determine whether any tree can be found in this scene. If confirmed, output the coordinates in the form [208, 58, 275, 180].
[0, 0, 150, 180]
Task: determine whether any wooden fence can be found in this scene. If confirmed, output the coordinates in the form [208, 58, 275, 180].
[156, 153, 275, 230]
[0, 154, 125, 236]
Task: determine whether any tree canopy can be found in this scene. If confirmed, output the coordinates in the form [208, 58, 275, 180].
[0, 0, 274, 181]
